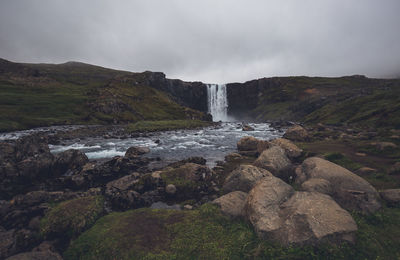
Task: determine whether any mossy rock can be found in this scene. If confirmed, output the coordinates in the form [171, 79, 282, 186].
[40, 195, 105, 239]
[64, 204, 254, 259]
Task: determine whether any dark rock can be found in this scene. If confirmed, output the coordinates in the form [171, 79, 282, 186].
[242, 124, 255, 131]
[52, 149, 88, 176]
[283, 125, 309, 141]
[6, 250, 62, 260]
[379, 189, 400, 206]
[125, 146, 150, 158]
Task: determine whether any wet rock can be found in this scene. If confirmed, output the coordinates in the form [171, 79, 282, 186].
[168, 157, 207, 168]
[296, 157, 381, 214]
[212, 191, 247, 218]
[125, 146, 150, 158]
[283, 125, 309, 141]
[237, 136, 259, 151]
[253, 146, 292, 178]
[379, 189, 400, 206]
[222, 165, 272, 193]
[224, 153, 242, 162]
[242, 124, 255, 131]
[52, 149, 88, 176]
[270, 138, 303, 160]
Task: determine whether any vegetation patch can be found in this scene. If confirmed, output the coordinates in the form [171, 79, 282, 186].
[324, 152, 362, 172]
[40, 196, 105, 240]
[127, 120, 212, 132]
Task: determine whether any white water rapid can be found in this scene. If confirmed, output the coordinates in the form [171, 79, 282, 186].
[207, 84, 229, 122]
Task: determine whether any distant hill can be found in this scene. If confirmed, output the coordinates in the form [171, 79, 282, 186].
[0, 59, 207, 132]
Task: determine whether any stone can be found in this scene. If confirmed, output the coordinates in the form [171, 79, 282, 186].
[244, 176, 295, 239]
[224, 153, 242, 162]
[373, 142, 397, 151]
[125, 146, 150, 158]
[388, 162, 400, 175]
[296, 157, 381, 214]
[301, 178, 333, 194]
[277, 192, 357, 245]
[165, 184, 177, 194]
[253, 146, 292, 177]
[212, 191, 248, 218]
[52, 149, 88, 176]
[242, 124, 255, 131]
[379, 189, 400, 206]
[270, 138, 303, 160]
[283, 125, 309, 141]
[256, 140, 271, 155]
[105, 173, 142, 210]
[222, 165, 272, 193]
[237, 136, 259, 151]
[355, 167, 377, 175]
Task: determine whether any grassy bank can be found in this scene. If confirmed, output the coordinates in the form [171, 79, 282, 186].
[126, 119, 213, 132]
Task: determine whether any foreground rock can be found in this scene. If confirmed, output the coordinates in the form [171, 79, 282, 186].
[244, 175, 357, 246]
[222, 165, 272, 193]
[283, 125, 309, 141]
[270, 138, 303, 160]
[296, 157, 381, 214]
[212, 191, 247, 218]
[236, 136, 270, 157]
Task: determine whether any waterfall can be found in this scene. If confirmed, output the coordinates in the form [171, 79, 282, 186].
[207, 84, 229, 122]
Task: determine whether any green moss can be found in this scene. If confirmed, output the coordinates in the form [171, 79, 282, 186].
[324, 152, 362, 171]
[64, 204, 400, 259]
[40, 196, 104, 239]
[127, 120, 212, 132]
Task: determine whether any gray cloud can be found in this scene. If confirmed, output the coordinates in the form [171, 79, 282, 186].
[1, 0, 399, 83]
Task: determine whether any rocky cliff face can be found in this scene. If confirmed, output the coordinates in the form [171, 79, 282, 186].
[143, 71, 208, 112]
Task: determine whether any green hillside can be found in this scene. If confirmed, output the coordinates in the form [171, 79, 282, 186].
[0, 59, 206, 132]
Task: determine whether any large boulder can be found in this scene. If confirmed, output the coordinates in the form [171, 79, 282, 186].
[270, 138, 303, 160]
[212, 191, 248, 218]
[283, 125, 309, 141]
[244, 176, 357, 246]
[296, 157, 381, 214]
[244, 176, 294, 238]
[277, 192, 357, 245]
[222, 165, 272, 193]
[253, 146, 292, 178]
[300, 178, 333, 195]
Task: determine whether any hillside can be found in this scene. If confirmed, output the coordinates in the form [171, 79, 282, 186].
[0, 59, 207, 132]
[228, 76, 400, 128]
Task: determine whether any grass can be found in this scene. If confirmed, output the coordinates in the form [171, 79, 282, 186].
[127, 120, 213, 132]
[64, 204, 400, 259]
[324, 152, 362, 172]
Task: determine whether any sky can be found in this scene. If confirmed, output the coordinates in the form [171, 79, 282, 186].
[0, 0, 399, 84]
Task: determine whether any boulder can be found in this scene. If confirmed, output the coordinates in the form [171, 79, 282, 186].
[301, 178, 332, 195]
[212, 191, 248, 218]
[256, 140, 271, 155]
[6, 251, 62, 260]
[270, 138, 303, 160]
[237, 136, 259, 151]
[242, 124, 255, 131]
[222, 165, 272, 193]
[283, 125, 309, 141]
[296, 157, 381, 214]
[244, 176, 295, 239]
[253, 146, 292, 178]
[0, 229, 37, 259]
[125, 146, 150, 158]
[355, 167, 377, 175]
[388, 162, 400, 175]
[379, 189, 400, 206]
[105, 173, 142, 210]
[165, 184, 177, 195]
[373, 142, 397, 151]
[224, 153, 242, 162]
[52, 149, 88, 176]
[277, 192, 357, 245]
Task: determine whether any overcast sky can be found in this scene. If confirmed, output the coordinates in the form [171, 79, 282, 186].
[0, 0, 399, 83]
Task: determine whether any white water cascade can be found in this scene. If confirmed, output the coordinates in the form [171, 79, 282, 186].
[207, 84, 229, 122]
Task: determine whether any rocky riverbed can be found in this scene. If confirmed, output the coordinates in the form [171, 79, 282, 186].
[0, 124, 399, 259]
